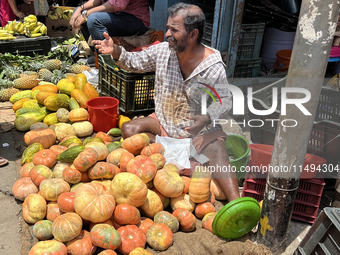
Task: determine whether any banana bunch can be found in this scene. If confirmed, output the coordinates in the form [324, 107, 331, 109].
[48, 7, 73, 20]
[24, 22, 47, 37]
[23, 14, 37, 24]
[0, 29, 16, 40]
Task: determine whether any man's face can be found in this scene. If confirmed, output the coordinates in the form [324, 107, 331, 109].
[166, 15, 189, 52]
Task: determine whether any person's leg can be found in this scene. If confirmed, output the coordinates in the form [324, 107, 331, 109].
[121, 117, 162, 143]
[201, 140, 240, 202]
[86, 12, 148, 41]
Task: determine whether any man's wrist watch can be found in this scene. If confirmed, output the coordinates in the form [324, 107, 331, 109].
[81, 10, 88, 21]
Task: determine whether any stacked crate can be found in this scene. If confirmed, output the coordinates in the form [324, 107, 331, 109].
[242, 171, 325, 223]
[234, 23, 265, 78]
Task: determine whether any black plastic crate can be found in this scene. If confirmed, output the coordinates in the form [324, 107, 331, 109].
[234, 58, 261, 78]
[0, 36, 51, 56]
[98, 54, 155, 113]
[237, 23, 265, 60]
[294, 208, 340, 254]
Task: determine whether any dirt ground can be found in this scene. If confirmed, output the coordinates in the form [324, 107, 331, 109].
[0, 101, 310, 255]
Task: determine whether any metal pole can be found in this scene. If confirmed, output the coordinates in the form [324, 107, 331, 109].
[256, 0, 340, 254]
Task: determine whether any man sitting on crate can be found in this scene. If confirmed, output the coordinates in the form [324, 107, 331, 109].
[93, 2, 240, 202]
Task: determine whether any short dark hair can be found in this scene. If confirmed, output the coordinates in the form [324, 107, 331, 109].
[168, 3, 205, 44]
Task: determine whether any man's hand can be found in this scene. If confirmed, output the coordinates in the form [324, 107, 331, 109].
[16, 11, 25, 19]
[74, 15, 86, 29]
[185, 115, 211, 136]
[70, 9, 82, 29]
[93, 32, 122, 60]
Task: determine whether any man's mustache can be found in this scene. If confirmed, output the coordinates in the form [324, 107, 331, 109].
[166, 36, 176, 42]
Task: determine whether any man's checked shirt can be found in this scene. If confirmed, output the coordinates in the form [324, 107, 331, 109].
[116, 42, 232, 138]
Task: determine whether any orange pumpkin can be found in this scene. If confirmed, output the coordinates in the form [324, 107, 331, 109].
[146, 223, 173, 251]
[81, 171, 91, 183]
[20, 162, 35, 177]
[50, 145, 68, 156]
[163, 163, 179, 174]
[12, 177, 38, 201]
[57, 192, 75, 213]
[97, 250, 117, 255]
[202, 212, 217, 233]
[137, 217, 154, 235]
[129, 248, 153, 255]
[113, 204, 141, 225]
[30, 165, 53, 186]
[117, 225, 147, 255]
[170, 193, 196, 213]
[90, 224, 121, 250]
[151, 188, 170, 210]
[32, 220, 53, 241]
[33, 149, 57, 168]
[138, 189, 163, 219]
[121, 133, 150, 155]
[126, 155, 157, 183]
[149, 153, 166, 170]
[73, 147, 98, 172]
[68, 108, 90, 122]
[66, 230, 96, 255]
[189, 166, 212, 203]
[88, 162, 120, 180]
[46, 202, 61, 222]
[153, 169, 184, 198]
[39, 178, 70, 201]
[52, 212, 83, 242]
[84, 82, 99, 99]
[210, 179, 227, 200]
[154, 211, 179, 233]
[74, 182, 115, 223]
[140, 143, 164, 156]
[119, 151, 134, 172]
[111, 172, 148, 207]
[28, 240, 67, 255]
[23, 194, 47, 224]
[106, 148, 128, 166]
[96, 131, 113, 143]
[194, 202, 216, 218]
[181, 176, 191, 194]
[24, 128, 57, 149]
[62, 167, 82, 184]
[89, 219, 114, 231]
[172, 208, 196, 232]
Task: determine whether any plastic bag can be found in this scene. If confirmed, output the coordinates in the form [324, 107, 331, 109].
[155, 135, 209, 170]
[34, 0, 49, 16]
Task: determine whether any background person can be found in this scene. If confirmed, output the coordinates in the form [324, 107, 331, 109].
[70, 0, 151, 63]
[1, 0, 34, 26]
[94, 2, 240, 202]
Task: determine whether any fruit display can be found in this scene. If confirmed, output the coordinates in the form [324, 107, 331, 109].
[2, 15, 47, 39]
[47, 7, 73, 20]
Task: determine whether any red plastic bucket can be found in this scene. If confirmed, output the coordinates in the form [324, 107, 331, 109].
[86, 97, 119, 133]
[249, 144, 326, 179]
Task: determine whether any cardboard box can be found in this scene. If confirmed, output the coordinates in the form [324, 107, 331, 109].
[46, 6, 79, 38]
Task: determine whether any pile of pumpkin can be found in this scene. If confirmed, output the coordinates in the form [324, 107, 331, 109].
[11, 74, 99, 132]
[13, 126, 228, 255]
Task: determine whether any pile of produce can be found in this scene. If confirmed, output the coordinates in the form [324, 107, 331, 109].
[47, 7, 74, 20]
[0, 51, 90, 105]
[1, 15, 47, 39]
[12, 116, 228, 254]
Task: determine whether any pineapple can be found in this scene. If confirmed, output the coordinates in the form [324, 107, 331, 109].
[51, 69, 65, 85]
[20, 71, 38, 77]
[68, 64, 91, 74]
[38, 68, 53, 82]
[29, 62, 43, 72]
[0, 88, 19, 101]
[13, 75, 39, 89]
[42, 59, 62, 71]
[3, 65, 22, 80]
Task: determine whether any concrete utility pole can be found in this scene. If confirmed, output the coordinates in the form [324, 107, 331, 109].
[256, 0, 340, 254]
